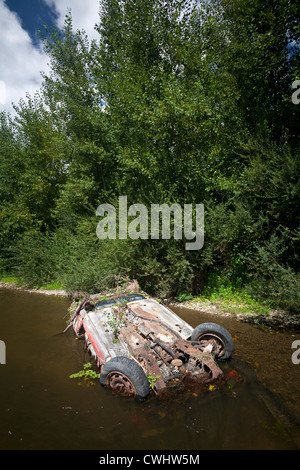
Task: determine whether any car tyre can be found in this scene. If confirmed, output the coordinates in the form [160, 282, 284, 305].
[100, 356, 150, 399]
[191, 322, 234, 360]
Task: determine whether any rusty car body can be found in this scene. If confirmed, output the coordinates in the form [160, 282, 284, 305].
[70, 293, 234, 399]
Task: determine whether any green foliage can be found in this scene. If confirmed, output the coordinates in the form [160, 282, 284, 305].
[0, 275, 20, 285]
[11, 230, 59, 288]
[246, 238, 300, 313]
[103, 305, 127, 343]
[69, 362, 100, 386]
[0, 0, 299, 313]
[177, 292, 194, 302]
[201, 273, 271, 316]
[147, 374, 161, 390]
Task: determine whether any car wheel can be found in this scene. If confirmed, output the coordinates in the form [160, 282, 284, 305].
[191, 322, 234, 360]
[100, 356, 150, 399]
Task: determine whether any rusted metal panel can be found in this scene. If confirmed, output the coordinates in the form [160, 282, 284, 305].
[128, 299, 193, 339]
[118, 324, 166, 395]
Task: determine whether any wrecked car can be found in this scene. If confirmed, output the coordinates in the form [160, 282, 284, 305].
[69, 293, 234, 399]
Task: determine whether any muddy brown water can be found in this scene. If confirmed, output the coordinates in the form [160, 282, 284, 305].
[0, 288, 300, 450]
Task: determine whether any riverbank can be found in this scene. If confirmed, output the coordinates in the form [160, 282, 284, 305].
[0, 281, 69, 297]
[1, 279, 299, 330]
[167, 297, 300, 331]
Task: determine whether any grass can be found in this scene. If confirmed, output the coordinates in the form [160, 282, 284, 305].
[204, 286, 271, 315]
[0, 275, 22, 285]
[39, 282, 65, 291]
[177, 283, 272, 317]
[0, 274, 64, 291]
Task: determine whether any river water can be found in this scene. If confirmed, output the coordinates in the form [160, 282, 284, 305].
[0, 287, 300, 450]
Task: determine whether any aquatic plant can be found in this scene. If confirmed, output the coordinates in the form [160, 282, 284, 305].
[69, 362, 100, 386]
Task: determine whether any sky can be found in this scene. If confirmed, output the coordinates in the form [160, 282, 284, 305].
[0, 0, 101, 115]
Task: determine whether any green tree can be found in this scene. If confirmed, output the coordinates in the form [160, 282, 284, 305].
[208, 0, 300, 141]
[0, 1, 299, 308]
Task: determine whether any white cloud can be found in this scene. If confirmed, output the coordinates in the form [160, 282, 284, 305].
[44, 0, 101, 41]
[0, 0, 101, 116]
[0, 0, 50, 116]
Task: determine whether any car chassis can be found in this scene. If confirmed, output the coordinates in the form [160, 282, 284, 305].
[70, 293, 234, 399]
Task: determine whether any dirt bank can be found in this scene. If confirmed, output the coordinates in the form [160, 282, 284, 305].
[0, 281, 69, 297]
[166, 298, 300, 331]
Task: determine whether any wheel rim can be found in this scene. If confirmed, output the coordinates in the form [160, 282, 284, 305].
[199, 333, 225, 358]
[106, 371, 136, 397]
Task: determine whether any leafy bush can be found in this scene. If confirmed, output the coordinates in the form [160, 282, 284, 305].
[246, 240, 300, 313]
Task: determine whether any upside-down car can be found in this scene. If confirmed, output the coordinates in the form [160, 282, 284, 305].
[70, 293, 234, 399]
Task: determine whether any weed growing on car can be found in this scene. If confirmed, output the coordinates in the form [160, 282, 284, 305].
[147, 374, 161, 390]
[103, 303, 127, 343]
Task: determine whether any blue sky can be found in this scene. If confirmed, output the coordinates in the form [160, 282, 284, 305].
[6, 0, 59, 46]
[0, 0, 100, 115]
